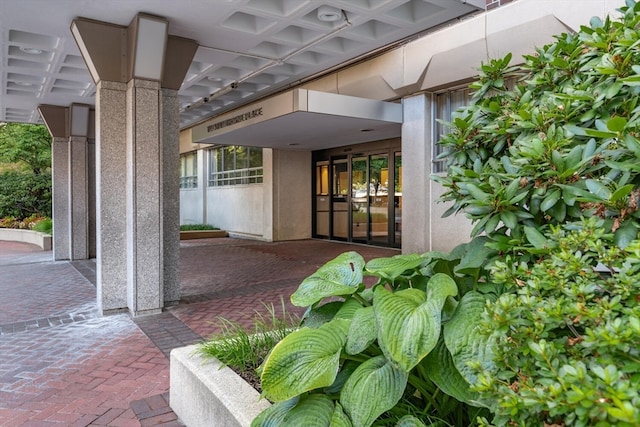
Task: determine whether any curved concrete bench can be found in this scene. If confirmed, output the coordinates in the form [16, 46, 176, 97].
[0, 228, 52, 251]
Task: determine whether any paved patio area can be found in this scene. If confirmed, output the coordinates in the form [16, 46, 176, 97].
[0, 237, 398, 426]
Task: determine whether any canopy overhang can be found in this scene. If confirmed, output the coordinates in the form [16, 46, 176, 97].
[191, 89, 403, 151]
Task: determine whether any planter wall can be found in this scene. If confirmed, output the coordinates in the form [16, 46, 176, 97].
[0, 228, 51, 250]
[170, 344, 271, 427]
[179, 230, 228, 240]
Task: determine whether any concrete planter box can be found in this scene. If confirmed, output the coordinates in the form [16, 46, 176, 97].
[179, 230, 228, 240]
[170, 344, 271, 427]
[0, 228, 52, 250]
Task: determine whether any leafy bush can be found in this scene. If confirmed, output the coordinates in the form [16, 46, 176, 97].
[0, 171, 51, 218]
[32, 218, 52, 235]
[179, 223, 219, 231]
[253, 242, 498, 427]
[434, 1, 640, 254]
[474, 218, 640, 426]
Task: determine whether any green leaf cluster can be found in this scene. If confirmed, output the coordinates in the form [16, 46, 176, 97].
[474, 217, 640, 426]
[434, 0, 640, 252]
[253, 245, 497, 427]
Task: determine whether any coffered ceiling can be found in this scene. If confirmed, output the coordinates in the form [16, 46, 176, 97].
[0, 0, 485, 129]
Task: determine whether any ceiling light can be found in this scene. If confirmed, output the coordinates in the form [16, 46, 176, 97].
[19, 47, 43, 54]
[317, 5, 343, 22]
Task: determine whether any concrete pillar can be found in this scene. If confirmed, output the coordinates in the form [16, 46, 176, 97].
[71, 14, 197, 316]
[162, 87, 181, 306]
[95, 80, 128, 312]
[52, 136, 70, 260]
[69, 135, 89, 260]
[401, 94, 433, 254]
[40, 104, 94, 261]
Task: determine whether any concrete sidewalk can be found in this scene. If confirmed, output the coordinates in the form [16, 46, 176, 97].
[0, 238, 398, 426]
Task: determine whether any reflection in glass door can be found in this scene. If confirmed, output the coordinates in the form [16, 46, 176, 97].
[351, 157, 367, 241]
[332, 160, 349, 239]
[369, 154, 389, 244]
[351, 155, 389, 244]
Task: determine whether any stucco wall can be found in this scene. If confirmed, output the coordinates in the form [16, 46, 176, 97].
[180, 189, 203, 225]
[206, 185, 265, 238]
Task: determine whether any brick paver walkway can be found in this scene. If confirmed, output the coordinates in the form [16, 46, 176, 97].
[0, 237, 399, 426]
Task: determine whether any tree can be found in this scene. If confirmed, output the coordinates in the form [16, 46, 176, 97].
[0, 123, 52, 219]
[0, 122, 51, 175]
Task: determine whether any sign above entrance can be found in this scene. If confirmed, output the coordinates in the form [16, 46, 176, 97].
[191, 89, 403, 152]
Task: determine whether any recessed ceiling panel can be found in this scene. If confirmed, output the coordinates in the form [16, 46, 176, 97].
[349, 19, 401, 40]
[273, 25, 322, 44]
[386, 0, 445, 23]
[222, 12, 277, 34]
[246, 0, 311, 16]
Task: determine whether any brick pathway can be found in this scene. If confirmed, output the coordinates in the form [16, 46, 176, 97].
[0, 238, 399, 426]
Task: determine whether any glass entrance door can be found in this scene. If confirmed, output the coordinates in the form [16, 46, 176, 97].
[351, 154, 389, 244]
[315, 145, 400, 247]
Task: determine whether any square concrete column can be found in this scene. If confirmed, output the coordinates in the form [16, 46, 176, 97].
[51, 137, 70, 261]
[69, 136, 89, 260]
[161, 87, 180, 306]
[95, 80, 128, 313]
[126, 79, 165, 316]
[401, 94, 433, 253]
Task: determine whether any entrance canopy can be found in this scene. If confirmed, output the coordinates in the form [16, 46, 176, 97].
[192, 89, 403, 151]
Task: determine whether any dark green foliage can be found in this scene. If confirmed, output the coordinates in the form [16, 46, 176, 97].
[0, 123, 52, 220]
[475, 218, 640, 426]
[0, 171, 52, 218]
[434, 1, 640, 254]
[0, 123, 51, 175]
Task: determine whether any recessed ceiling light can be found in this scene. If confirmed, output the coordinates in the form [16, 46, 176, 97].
[14, 81, 33, 86]
[288, 142, 300, 146]
[360, 128, 374, 132]
[19, 47, 43, 54]
[317, 5, 343, 22]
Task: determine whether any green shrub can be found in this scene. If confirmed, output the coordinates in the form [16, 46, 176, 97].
[32, 218, 52, 235]
[179, 223, 219, 231]
[0, 171, 51, 218]
[434, 1, 640, 255]
[474, 218, 640, 426]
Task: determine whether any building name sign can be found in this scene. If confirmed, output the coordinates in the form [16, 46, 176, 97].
[207, 108, 263, 132]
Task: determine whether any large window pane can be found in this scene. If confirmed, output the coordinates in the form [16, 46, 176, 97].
[208, 146, 263, 187]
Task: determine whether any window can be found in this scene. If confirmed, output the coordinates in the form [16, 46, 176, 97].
[208, 145, 263, 186]
[179, 152, 198, 189]
[433, 87, 471, 174]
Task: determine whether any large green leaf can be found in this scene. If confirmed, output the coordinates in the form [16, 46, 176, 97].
[345, 306, 377, 355]
[260, 319, 350, 402]
[331, 402, 353, 427]
[365, 254, 425, 281]
[280, 394, 336, 427]
[251, 397, 299, 427]
[340, 355, 408, 427]
[453, 236, 494, 276]
[291, 252, 365, 307]
[375, 274, 458, 371]
[423, 337, 484, 407]
[443, 291, 496, 388]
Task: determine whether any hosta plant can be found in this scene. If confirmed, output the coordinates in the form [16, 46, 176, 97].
[474, 217, 640, 426]
[252, 239, 498, 427]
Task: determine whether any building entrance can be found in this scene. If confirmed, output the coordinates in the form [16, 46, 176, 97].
[314, 141, 401, 248]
